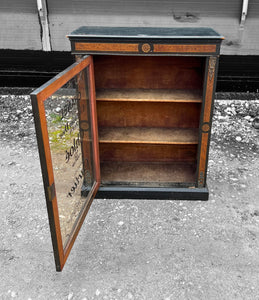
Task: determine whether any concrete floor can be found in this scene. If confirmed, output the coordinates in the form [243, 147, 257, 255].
[1, 97, 259, 299]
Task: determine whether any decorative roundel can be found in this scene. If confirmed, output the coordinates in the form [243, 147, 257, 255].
[202, 123, 210, 133]
[80, 120, 89, 131]
[141, 43, 151, 53]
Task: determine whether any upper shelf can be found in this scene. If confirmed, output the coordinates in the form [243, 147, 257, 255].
[99, 127, 199, 144]
[96, 89, 202, 103]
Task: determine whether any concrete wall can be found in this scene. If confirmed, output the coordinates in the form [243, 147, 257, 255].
[0, 0, 258, 55]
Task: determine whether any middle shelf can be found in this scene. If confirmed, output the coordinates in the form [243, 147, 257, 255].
[98, 127, 199, 144]
[96, 88, 203, 103]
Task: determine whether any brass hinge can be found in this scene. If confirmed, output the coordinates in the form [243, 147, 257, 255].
[47, 183, 56, 202]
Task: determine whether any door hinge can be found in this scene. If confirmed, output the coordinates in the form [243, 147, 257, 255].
[47, 183, 56, 202]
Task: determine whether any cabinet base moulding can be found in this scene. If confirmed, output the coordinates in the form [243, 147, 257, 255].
[96, 186, 209, 200]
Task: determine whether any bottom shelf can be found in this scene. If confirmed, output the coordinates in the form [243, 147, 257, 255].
[100, 162, 196, 186]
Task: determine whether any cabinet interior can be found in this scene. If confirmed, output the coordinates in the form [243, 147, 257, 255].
[93, 55, 205, 187]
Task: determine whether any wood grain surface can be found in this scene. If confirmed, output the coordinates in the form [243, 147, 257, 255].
[94, 56, 204, 90]
[99, 143, 198, 162]
[100, 162, 196, 184]
[97, 101, 201, 128]
[96, 88, 202, 103]
[153, 44, 216, 53]
[99, 127, 199, 144]
[75, 42, 139, 52]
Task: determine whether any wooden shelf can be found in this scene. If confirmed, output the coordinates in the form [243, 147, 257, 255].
[96, 88, 202, 103]
[99, 127, 199, 144]
[100, 162, 196, 184]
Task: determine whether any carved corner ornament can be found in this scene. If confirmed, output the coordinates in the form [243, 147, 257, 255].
[209, 56, 217, 81]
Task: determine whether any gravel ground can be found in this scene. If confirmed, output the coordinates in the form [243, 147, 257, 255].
[0, 92, 259, 299]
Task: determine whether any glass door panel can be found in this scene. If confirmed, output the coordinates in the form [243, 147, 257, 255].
[31, 56, 100, 271]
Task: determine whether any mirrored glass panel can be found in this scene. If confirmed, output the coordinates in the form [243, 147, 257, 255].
[44, 68, 94, 248]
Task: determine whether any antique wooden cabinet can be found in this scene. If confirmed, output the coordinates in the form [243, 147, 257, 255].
[68, 26, 223, 200]
[31, 27, 223, 270]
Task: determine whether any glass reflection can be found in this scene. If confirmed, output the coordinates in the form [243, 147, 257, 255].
[44, 69, 94, 248]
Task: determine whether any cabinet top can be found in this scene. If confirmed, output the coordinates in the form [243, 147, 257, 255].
[68, 26, 224, 40]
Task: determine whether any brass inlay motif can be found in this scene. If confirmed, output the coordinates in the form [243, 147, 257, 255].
[209, 57, 217, 81]
[202, 123, 210, 133]
[80, 120, 89, 131]
[141, 43, 151, 53]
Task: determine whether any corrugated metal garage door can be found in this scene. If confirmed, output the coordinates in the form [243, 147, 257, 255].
[0, 0, 42, 50]
[48, 0, 242, 52]
[0, 0, 258, 55]
[47, 0, 259, 55]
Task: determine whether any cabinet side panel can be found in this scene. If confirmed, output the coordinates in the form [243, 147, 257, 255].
[197, 56, 218, 187]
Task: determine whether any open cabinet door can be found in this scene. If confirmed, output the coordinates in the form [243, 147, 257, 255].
[31, 55, 100, 271]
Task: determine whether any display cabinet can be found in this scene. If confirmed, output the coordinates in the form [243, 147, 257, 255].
[31, 27, 223, 270]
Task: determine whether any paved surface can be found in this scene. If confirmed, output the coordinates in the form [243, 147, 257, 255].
[1, 96, 259, 299]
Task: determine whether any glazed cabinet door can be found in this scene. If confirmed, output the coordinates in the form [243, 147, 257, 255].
[31, 55, 100, 271]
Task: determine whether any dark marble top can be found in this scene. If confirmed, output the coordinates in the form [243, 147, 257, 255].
[68, 26, 223, 39]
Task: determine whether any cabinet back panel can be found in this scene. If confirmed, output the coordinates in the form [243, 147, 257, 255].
[99, 143, 197, 163]
[97, 101, 201, 128]
[100, 162, 196, 185]
[94, 56, 204, 90]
